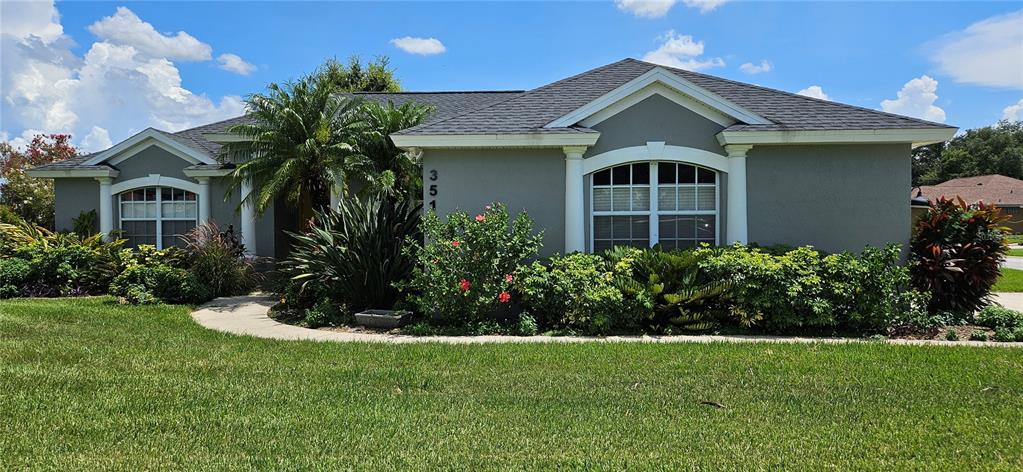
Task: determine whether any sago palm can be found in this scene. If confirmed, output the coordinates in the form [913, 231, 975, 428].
[221, 78, 369, 227]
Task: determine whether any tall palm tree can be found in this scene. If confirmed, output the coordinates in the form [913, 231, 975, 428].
[357, 101, 433, 199]
[221, 78, 368, 227]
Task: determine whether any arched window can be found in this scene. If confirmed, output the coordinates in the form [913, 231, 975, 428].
[119, 187, 197, 249]
[591, 162, 718, 252]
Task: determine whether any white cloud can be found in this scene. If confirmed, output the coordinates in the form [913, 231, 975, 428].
[217, 53, 255, 75]
[1004, 98, 1023, 121]
[615, 0, 726, 18]
[641, 30, 725, 71]
[80, 126, 112, 152]
[389, 36, 446, 55]
[930, 10, 1023, 89]
[87, 7, 211, 61]
[880, 76, 946, 123]
[739, 60, 772, 74]
[1, 3, 245, 151]
[796, 85, 830, 101]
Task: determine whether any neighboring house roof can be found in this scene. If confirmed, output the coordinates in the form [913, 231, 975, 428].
[917, 174, 1023, 206]
[394, 58, 953, 136]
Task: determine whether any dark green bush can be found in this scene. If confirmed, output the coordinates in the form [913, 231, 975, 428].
[969, 330, 989, 342]
[910, 197, 1009, 314]
[0, 257, 30, 298]
[514, 252, 639, 334]
[405, 203, 541, 325]
[12, 233, 122, 296]
[109, 264, 211, 305]
[975, 305, 1023, 330]
[284, 193, 421, 313]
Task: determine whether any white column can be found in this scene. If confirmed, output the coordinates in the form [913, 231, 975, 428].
[329, 179, 342, 209]
[725, 144, 753, 244]
[563, 146, 587, 253]
[240, 177, 256, 255]
[196, 177, 211, 226]
[96, 177, 113, 239]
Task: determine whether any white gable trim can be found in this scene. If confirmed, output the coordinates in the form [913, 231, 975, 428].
[110, 174, 202, 195]
[390, 132, 601, 149]
[82, 128, 217, 166]
[716, 127, 957, 148]
[546, 67, 772, 129]
[579, 82, 735, 128]
[581, 142, 731, 175]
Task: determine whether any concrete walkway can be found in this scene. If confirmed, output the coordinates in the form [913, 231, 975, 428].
[992, 292, 1023, 311]
[191, 295, 1020, 347]
[1002, 256, 1023, 271]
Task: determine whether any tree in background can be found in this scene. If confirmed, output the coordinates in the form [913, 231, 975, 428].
[315, 56, 401, 93]
[0, 134, 76, 228]
[914, 120, 1023, 185]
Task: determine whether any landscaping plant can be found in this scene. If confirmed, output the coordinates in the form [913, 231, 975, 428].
[0, 221, 123, 297]
[404, 203, 541, 325]
[182, 222, 255, 298]
[284, 192, 421, 314]
[974, 305, 1023, 331]
[910, 196, 1009, 314]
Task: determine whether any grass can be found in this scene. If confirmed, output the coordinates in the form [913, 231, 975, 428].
[2, 298, 1023, 470]
[1007, 248, 1023, 257]
[994, 268, 1023, 292]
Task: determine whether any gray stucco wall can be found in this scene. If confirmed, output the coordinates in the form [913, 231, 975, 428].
[422, 148, 566, 256]
[113, 145, 192, 182]
[585, 94, 726, 158]
[54, 178, 99, 232]
[746, 143, 911, 253]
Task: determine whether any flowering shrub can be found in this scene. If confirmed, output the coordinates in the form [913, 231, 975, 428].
[910, 196, 1009, 314]
[514, 252, 640, 334]
[404, 203, 541, 324]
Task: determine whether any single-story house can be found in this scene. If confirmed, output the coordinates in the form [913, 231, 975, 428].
[30, 58, 957, 257]
[915, 174, 1023, 233]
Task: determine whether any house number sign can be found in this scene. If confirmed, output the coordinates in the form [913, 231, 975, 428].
[428, 169, 438, 210]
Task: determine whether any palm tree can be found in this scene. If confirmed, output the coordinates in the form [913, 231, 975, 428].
[356, 101, 434, 199]
[220, 78, 369, 227]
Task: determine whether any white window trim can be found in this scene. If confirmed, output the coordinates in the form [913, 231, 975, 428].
[118, 186, 198, 250]
[589, 161, 720, 251]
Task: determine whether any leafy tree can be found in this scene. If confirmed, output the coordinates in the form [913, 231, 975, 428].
[357, 101, 433, 199]
[0, 134, 76, 228]
[221, 77, 370, 227]
[314, 55, 400, 93]
[915, 120, 1023, 185]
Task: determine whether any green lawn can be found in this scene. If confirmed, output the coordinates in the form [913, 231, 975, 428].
[1007, 248, 1023, 257]
[994, 268, 1023, 292]
[2, 298, 1022, 470]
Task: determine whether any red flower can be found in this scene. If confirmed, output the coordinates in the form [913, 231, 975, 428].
[459, 279, 471, 292]
[504, 274, 513, 283]
[475, 214, 485, 222]
[498, 291, 511, 303]
[451, 240, 461, 247]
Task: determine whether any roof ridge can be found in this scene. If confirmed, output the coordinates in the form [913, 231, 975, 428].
[628, 57, 954, 129]
[400, 59, 646, 134]
[173, 114, 249, 136]
[351, 90, 524, 95]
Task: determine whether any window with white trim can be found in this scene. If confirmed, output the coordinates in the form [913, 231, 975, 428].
[591, 162, 718, 252]
[119, 187, 197, 249]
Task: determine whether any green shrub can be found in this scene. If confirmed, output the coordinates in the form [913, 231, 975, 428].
[969, 330, 989, 342]
[405, 203, 541, 325]
[975, 305, 1023, 330]
[514, 252, 639, 334]
[11, 232, 123, 297]
[993, 328, 1015, 342]
[910, 197, 1009, 314]
[606, 247, 730, 332]
[303, 299, 344, 328]
[944, 330, 959, 341]
[71, 209, 97, 237]
[109, 264, 211, 305]
[0, 258, 30, 298]
[1013, 327, 1023, 342]
[697, 244, 914, 332]
[513, 314, 539, 336]
[284, 193, 420, 312]
[182, 222, 255, 298]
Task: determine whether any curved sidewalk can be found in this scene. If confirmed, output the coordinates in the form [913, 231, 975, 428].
[192, 295, 1019, 347]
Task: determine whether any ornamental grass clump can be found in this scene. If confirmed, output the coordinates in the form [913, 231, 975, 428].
[910, 196, 1009, 315]
[404, 203, 541, 325]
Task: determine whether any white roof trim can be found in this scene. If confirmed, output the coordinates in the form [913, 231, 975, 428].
[390, 132, 600, 149]
[582, 143, 730, 175]
[579, 82, 736, 128]
[546, 67, 772, 129]
[26, 167, 120, 178]
[716, 127, 957, 148]
[81, 128, 217, 166]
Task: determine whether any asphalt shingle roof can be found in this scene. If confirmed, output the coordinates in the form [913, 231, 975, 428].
[34, 58, 954, 171]
[918, 175, 1023, 206]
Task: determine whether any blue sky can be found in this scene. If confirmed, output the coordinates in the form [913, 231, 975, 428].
[2, 1, 1021, 151]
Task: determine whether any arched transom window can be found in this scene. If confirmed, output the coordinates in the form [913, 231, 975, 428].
[119, 187, 197, 249]
[591, 162, 718, 252]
